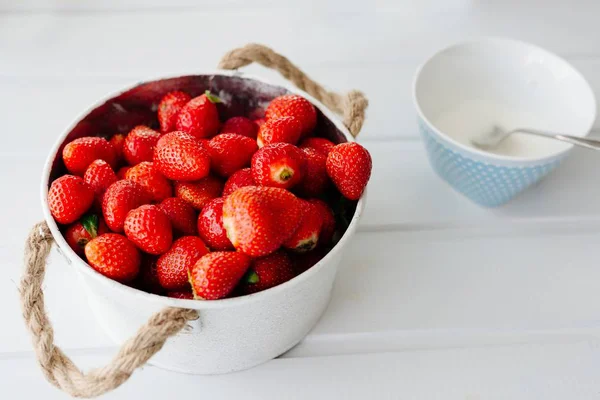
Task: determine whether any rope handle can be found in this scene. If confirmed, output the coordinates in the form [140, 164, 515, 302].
[20, 45, 368, 398]
[218, 43, 368, 137]
[20, 222, 198, 398]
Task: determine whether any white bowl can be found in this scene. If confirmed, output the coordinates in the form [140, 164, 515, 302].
[413, 38, 596, 207]
[41, 71, 365, 374]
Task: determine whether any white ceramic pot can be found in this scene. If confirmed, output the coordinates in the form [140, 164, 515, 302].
[40, 71, 365, 374]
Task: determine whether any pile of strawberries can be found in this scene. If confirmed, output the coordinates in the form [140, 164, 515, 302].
[48, 89, 372, 300]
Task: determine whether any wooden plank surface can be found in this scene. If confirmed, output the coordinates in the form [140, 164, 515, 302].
[2, 341, 600, 399]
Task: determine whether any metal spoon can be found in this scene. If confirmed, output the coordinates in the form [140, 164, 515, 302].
[472, 125, 600, 151]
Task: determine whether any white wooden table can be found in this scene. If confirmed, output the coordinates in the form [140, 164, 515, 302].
[3, 1, 600, 398]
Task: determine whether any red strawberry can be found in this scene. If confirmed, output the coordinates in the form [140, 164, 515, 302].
[257, 116, 303, 147]
[295, 148, 329, 197]
[123, 125, 161, 166]
[283, 200, 323, 252]
[125, 161, 172, 202]
[208, 133, 257, 177]
[116, 166, 131, 179]
[254, 118, 266, 128]
[83, 159, 117, 198]
[289, 247, 328, 275]
[222, 168, 255, 196]
[197, 197, 233, 251]
[102, 180, 151, 232]
[299, 137, 335, 156]
[63, 137, 117, 176]
[48, 175, 94, 224]
[197, 138, 210, 149]
[157, 236, 209, 290]
[124, 205, 173, 255]
[265, 95, 317, 137]
[167, 290, 194, 300]
[65, 214, 108, 255]
[308, 198, 335, 246]
[158, 197, 198, 236]
[222, 186, 303, 257]
[326, 142, 372, 200]
[251, 143, 306, 189]
[189, 252, 251, 300]
[174, 175, 223, 210]
[175, 91, 221, 139]
[109, 133, 126, 163]
[85, 233, 141, 282]
[158, 91, 192, 133]
[220, 116, 259, 139]
[153, 131, 211, 181]
[239, 251, 295, 294]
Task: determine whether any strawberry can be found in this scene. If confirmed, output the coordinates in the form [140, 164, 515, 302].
[157, 236, 209, 290]
[326, 142, 372, 200]
[158, 197, 198, 236]
[207, 133, 258, 177]
[299, 137, 335, 156]
[189, 252, 251, 300]
[65, 214, 108, 255]
[256, 116, 303, 147]
[308, 198, 335, 246]
[63, 137, 117, 176]
[48, 175, 95, 224]
[123, 125, 161, 166]
[220, 116, 259, 139]
[83, 159, 117, 198]
[222, 186, 303, 257]
[265, 95, 317, 137]
[222, 168, 255, 196]
[124, 205, 173, 255]
[197, 138, 210, 149]
[125, 161, 172, 202]
[85, 233, 141, 282]
[175, 91, 221, 139]
[283, 200, 323, 252]
[239, 251, 295, 294]
[174, 175, 223, 210]
[102, 180, 151, 232]
[153, 131, 211, 181]
[109, 133, 126, 163]
[116, 166, 131, 179]
[158, 91, 192, 133]
[295, 148, 329, 197]
[197, 197, 233, 251]
[167, 290, 194, 299]
[251, 143, 306, 189]
[254, 118, 266, 128]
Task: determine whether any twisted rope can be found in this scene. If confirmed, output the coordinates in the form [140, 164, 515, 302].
[219, 43, 368, 136]
[20, 222, 197, 398]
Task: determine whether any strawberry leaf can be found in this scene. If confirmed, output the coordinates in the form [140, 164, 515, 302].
[81, 214, 99, 238]
[204, 90, 222, 104]
[245, 269, 260, 284]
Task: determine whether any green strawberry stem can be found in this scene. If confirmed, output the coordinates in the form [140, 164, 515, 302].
[245, 269, 260, 284]
[81, 214, 99, 238]
[279, 170, 292, 181]
[204, 90, 222, 104]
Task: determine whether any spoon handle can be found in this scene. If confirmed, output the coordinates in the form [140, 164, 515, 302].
[514, 128, 600, 151]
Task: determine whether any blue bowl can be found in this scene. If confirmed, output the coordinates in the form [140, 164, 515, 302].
[413, 38, 596, 207]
